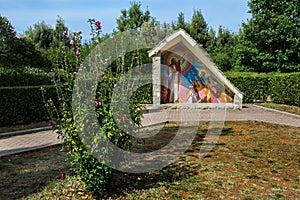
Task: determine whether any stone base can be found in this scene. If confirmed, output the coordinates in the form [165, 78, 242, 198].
[151, 103, 241, 110]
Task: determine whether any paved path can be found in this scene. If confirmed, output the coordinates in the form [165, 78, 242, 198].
[0, 130, 59, 157]
[142, 104, 300, 127]
[0, 104, 299, 157]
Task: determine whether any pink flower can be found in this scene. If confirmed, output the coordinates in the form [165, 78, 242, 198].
[120, 114, 126, 120]
[75, 51, 80, 56]
[62, 31, 68, 37]
[48, 120, 53, 127]
[99, 59, 103, 65]
[60, 172, 66, 179]
[70, 40, 75, 44]
[96, 99, 102, 106]
[88, 97, 93, 102]
[95, 21, 101, 30]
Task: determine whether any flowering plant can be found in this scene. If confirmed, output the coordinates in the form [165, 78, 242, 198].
[46, 18, 145, 195]
[88, 18, 102, 46]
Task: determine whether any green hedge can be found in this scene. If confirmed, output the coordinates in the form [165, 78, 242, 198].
[0, 85, 57, 126]
[225, 72, 300, 106]
[131, 83, 153, 104]
[0, 67, 53, 87]
[1, 72, 298, 126]
[130, 72, 300, 107]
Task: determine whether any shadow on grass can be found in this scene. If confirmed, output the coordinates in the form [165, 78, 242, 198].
[105, 161, 198, 199]
[0, 145, 72, 200]
[0, 125, 233, 199]
[102, 127, 233, 198]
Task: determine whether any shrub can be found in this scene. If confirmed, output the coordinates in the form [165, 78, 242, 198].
[225, 72, 300, 106]
[124, 72, 300, 107]
[47, 24, 145, 195]
[267, 73, 300, 106]
[0, 67, 53, 87]
[0, 85, 56, 126]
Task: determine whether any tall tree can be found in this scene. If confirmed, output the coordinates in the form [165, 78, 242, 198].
[206, 27, 216, 52]
[189, 9, 210, 48]
[236, 0, 300, 72]
[116, 1, 151, 32]
[0, 15, 17, 67]
[0, 16, 48, 68]
[51, 16, 69, 48]
[175, 12, 188, 31]
[24, 21, 54, 49]
[210, 26, 237, 71]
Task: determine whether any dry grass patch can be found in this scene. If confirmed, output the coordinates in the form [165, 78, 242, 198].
[0, 122, 299, 199]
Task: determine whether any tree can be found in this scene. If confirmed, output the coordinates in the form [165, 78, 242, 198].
[116, 1, 152, 32]
[236, 0, 300, 72]
[210, 26, 237, 71]
[15, 37, 48, 68]
[206, 27, 216, 52]
[51, 16, 69, 48]
[0, 15, 18, 66]
[189, 9, 210, 48]
[171, 12, 188, 31]
[24, 21, 54, 49]
[0, 16, 47, 68]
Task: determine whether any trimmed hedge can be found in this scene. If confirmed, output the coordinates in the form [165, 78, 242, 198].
[225, 72, 300, 106]
[0, 85, 57, 126]
[131, 72, 300, 107]
[0, 67, 53, 87]
[1, 72, 298, 126]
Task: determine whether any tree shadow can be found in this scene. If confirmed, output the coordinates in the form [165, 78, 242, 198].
[105, 161, 198, 198]
[103, 126, 233, 198]
[0, 125, 234, 199]
[0, 145, 72, 200]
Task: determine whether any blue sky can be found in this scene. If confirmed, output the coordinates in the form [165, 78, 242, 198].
[0, 0, 251, 39]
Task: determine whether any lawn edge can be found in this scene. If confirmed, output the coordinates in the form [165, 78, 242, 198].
[253, 104, 300, 119]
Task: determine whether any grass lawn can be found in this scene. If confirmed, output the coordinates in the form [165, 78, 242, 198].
[0, 121, 299, 199]
[256, 103, 300, 116]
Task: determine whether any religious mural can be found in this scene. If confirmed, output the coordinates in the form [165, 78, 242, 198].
[160, 44, 234, 104]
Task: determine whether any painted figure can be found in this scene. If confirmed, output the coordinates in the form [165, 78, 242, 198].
[160, 46, 234, 104]
[166, 57, 181, 103]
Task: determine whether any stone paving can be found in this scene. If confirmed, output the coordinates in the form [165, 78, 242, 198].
[141, 104, 300, 127]
[0, 130, 60, 157]
[0, 104, 299, 157]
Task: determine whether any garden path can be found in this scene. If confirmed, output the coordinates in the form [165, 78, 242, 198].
[0, 104, 299, 157]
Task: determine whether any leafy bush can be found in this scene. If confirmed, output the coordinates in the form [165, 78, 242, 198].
[0, 67, 53, 87]
[112, 72, 300, 107]
[267, 73, 300, 106]
[0, 85, 56, 126]
[49, 65, 143, 195]
[131, 83, 152, 104]
[47, 24, 146, 195]
[225, 72, 300, 106]
[123, 72, 300, 107]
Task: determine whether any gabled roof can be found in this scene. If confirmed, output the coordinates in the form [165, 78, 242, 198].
[148, 29, 243, 101]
